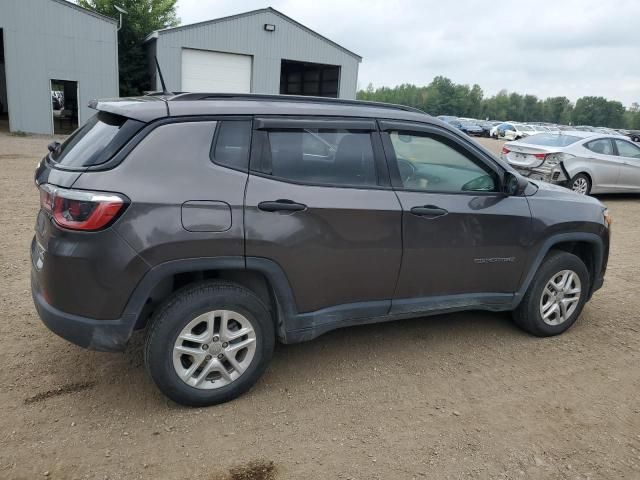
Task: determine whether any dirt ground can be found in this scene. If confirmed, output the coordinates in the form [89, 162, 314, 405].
[0, 130, 639, 480]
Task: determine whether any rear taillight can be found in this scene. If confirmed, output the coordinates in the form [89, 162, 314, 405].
[502, 147, 510, 155]
[39, 184, 127, 231]
[533, 153, 547, 160]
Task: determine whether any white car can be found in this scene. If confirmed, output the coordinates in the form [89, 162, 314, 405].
[501, 131, 640, 194]
[490, 122, 536, 140]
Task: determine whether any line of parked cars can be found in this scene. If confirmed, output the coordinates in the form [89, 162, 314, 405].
[436, 115, 640, 143]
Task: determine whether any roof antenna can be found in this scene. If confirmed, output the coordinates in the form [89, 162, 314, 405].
[155, 56, 171, 95]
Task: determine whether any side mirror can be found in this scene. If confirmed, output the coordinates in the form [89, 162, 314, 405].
[502, 171, 528, 196]
[47, 141, 60, 153]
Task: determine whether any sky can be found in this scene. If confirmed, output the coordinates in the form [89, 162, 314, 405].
[175, 0, 640, 106]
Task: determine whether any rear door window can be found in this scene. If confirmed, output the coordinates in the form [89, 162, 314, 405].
[50, 112, 143, 168]
[262, 129, 378, 187]
[585, 139, 614, 155]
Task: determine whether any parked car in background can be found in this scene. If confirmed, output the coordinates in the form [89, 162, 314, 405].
[618, 129, 640, 143]
[531, 125, 550, 133]
[437, 115, 458, 123]
[573, 125, 597, 132]
[491, 122, 514, 138]
[449, 119, 484, 136]
[502, 123, 535, 141]
[31, 94, 610, 406]
[502, 131, 640, 194]
[474, 120, 497, 137]
[491, 122, 534, 140]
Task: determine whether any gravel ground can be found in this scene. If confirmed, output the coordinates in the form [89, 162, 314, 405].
[0, 130, 639, 480]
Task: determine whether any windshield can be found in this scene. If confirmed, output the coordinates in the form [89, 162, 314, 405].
[50, 112, 143, 168]
[519, 125, 534, 131]
[521, 133, 583, 147]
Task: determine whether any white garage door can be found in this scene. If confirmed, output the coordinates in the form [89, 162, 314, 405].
[181, 49, 252, 93]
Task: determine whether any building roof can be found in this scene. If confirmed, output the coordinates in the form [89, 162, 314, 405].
[144, 7, 361, 61]
[50, 0, 118, 24]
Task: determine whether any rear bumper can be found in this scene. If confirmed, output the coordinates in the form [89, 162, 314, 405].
[32, 273, 136, 352]
[510, 165, 569, 186]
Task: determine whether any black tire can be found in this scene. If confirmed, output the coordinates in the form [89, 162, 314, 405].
[513, 250, 590, 337]
[569, 173, 591, 195]
[144, 281, 275, 407]
[632, 135, 639, 143]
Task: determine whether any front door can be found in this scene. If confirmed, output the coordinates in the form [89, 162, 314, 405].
[244, 117, 402, 315]
[379, 121, 532, 312]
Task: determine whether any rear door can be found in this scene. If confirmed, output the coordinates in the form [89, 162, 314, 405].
[582, 138, 623, 191]
[379, 120, 532, 312]
[613, 139, 640, 191]
[244, 117, 402, 315]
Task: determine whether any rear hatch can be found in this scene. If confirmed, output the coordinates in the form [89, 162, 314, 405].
[37, 96, 169, 182]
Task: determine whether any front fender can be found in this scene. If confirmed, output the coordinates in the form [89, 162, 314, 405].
[513, 232, 605, 307]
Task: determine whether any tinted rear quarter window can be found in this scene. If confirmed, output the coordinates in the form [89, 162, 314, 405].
[50, 112, 143, 168]
[210, 120, 252, 171]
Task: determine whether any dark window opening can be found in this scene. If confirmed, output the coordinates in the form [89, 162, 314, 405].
[210, 120, 252, 171]
[280, 60, 340, 98]
[50, 111, 143, 168]
[0, 29, 7, 131]
[51, 79, 79, 135]
[263, 129, 377, 187]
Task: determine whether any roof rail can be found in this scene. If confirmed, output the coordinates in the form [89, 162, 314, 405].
[167, 93, 426, 115]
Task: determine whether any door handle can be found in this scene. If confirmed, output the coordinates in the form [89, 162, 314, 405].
[410, 205, 448, 218]
[258, 199, 307, 212]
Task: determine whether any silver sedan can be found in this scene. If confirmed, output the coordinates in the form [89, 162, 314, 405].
[501, 131, 640, 195]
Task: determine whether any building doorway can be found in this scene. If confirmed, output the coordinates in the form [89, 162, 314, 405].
[0, 29, 8, 132]
[51, 79, 78, 134]
[280, 60, 340, 98]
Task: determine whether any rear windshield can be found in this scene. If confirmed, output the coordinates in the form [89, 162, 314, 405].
[522, 133, 582, 147]
[50, 112, 143, 167]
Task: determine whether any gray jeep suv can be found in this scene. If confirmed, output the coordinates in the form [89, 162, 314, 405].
[31, 94, 610, 406]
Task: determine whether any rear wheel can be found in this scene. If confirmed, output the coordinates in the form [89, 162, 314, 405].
[632, 135, 639, 142]
[513, 251, 589, 337]
[144, 281, 274, 406]
[570, 173, 591, 195]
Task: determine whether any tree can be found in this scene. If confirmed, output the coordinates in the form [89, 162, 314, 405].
[356, 77, 638, 129]
[79, 0, 179, 96]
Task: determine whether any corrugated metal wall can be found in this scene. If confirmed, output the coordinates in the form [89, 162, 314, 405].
[152, 9, 360, 99]
[0, 0, 118, 134]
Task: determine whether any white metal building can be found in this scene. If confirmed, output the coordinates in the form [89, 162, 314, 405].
[145, 8, 362, 99]
[0, 0, 118, 134]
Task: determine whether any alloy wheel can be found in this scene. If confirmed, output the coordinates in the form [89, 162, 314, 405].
[539, 270, 582, 326]
[172, 310, 257, 389]
[571, 177, 589, 195]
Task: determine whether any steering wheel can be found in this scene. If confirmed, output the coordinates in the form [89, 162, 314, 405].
[397, 158, 416, 184]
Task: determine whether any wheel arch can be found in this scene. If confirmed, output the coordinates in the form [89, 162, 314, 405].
[124, 257, 298, 340]
[514, 233, 604, 307]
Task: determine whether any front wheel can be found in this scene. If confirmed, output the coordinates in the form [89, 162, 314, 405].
[144, 281, 275, 406]
[570, 173, 591, 195]
[513, 251, 589, 337]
